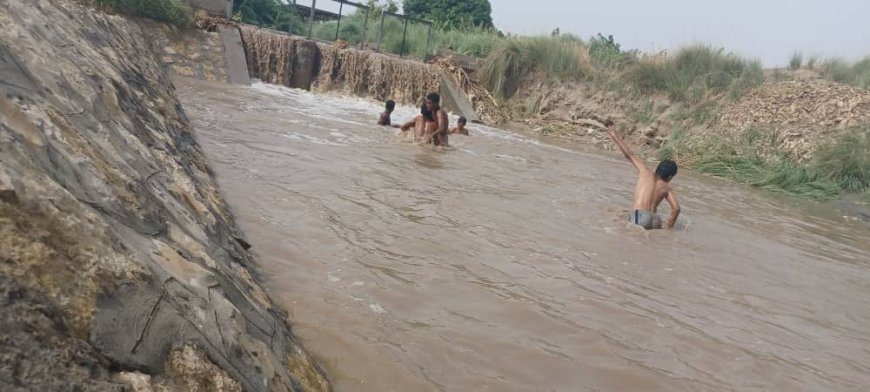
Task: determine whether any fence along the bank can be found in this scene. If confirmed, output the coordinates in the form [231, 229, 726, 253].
[288, 0, 433, 60]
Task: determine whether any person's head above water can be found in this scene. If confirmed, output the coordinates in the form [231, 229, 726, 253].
[424, 92, 440, 111]
[458, 116, 467, 125]
[655, 160, 678, 182]
[385, 100, 395, 112]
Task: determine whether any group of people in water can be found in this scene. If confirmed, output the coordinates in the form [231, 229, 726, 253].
[377, 92, 468, 147]
[375, 94, 681, 230]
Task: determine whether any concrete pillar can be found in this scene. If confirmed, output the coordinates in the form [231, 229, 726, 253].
[291, 40, 319, 90]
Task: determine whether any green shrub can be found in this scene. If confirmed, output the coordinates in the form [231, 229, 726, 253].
[812, 127, 870, 192]
[626, 45, 763, 102]
[478, 36, 593, 99]
[435, 25, 502, 58]
[789, 52, 803, 70]
[234, 0, 306, 34]
[658, 125, 870, 199]
[94, 0, 193, 27]
[820, 57, 870, 89]
[588, 33, 638, 69]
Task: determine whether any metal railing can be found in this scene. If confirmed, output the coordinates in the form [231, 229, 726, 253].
[291, 0, 434, 59]
[373, 10, 433, 58]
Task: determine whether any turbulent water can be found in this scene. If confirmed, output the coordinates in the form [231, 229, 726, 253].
[176, 77, 870, 392]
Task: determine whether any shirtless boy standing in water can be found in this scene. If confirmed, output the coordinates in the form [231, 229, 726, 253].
[400, 92, 449, 146]
[450, 116, 469, 135]
[377, 100, 396, 126]
[420, 92, 449, 146]
[607, 126, 680, 229]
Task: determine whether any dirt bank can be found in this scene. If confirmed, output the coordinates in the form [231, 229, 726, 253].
[0, 1, 328, 390]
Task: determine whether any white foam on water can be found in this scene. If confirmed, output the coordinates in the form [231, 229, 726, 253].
[283, 132, 345, 146]
[493, 154, 528, 164]
[369, 303, 387, 314]
[249, 80, 581, 158]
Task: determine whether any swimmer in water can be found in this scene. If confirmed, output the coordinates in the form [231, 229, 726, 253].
[420, 92, 449, 147]
[377, 100, 397, 126]
[399, 104, 428, 141]
[450, 116, 469, 135]
[400, 93, 449, 146]
[607, 126, 680, 229]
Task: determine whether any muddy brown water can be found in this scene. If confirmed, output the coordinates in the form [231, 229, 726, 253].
[176, 77, 870, 392]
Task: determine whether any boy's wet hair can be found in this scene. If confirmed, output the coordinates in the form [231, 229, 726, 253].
[385, 100, 395, 111]
[458, 116, 467, 124]
[655, 160, 678, 181]
[426, 92, 440, 104]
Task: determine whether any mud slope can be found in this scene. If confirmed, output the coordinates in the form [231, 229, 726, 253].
[0, 1, 328, 391]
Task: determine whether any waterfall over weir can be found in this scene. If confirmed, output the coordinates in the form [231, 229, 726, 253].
[239, 26, 442, 106]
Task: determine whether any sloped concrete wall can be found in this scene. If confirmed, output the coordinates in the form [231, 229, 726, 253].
[0, 1, 327, 390]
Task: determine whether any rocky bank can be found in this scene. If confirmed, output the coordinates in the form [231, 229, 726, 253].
[0, 1, 328, 391]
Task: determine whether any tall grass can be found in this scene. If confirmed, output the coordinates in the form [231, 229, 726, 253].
[820, 57, 870, 89]
[789, 52, 803, 70]
[436, 26, 502, 58]
[658, 125, 869, 199]
[91, 0, 193, 27]
[626, 45, 764, 102]
[813, 127, 870, 192]
[478, 36, 593, 99]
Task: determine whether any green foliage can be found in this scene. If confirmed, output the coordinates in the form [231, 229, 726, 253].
[658, 127, 838, 198]
[403, 0, 493, 29]
[688, 100, 719, 125]
[656, 125, 688, 162]
[697, 155, 838, 199]
[820, 57, 870, 89]
[789, 52, 803, 70]
[436, 25, 502, 58]
[626, 45, 763, 102]
[234, 0, 305, 34]
[93, 0, 192, 27]
[813, 127, 870, 192]
[628, 100, 655, 125]
[658, 125, 870, 199]
[588, 33, 638, 69]
[478, 36, 593, 99]
[365, 0, 399, 21]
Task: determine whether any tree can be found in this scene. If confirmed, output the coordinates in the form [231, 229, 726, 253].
[234, 0, 304, 34]
[365, 0, 399, 20]
[403, 0, 493, 29]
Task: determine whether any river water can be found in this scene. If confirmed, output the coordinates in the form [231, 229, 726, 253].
[176, 77, 870, 392]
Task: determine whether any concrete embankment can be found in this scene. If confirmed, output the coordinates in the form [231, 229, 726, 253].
[0, 0, 328, 390]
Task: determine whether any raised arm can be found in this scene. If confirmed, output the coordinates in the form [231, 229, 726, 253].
[607, 127, 644, 171]
[665, 190, 681, 228]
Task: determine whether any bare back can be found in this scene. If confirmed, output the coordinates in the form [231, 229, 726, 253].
[632, 167, 672, 213]
[608, 127, 680, 228]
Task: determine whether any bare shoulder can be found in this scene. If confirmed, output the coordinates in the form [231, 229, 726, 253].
[654, 178, 673, 195]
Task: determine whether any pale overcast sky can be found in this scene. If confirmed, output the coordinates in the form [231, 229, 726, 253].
[493, 0, 870, 66]
[297, 0, 870, 66]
